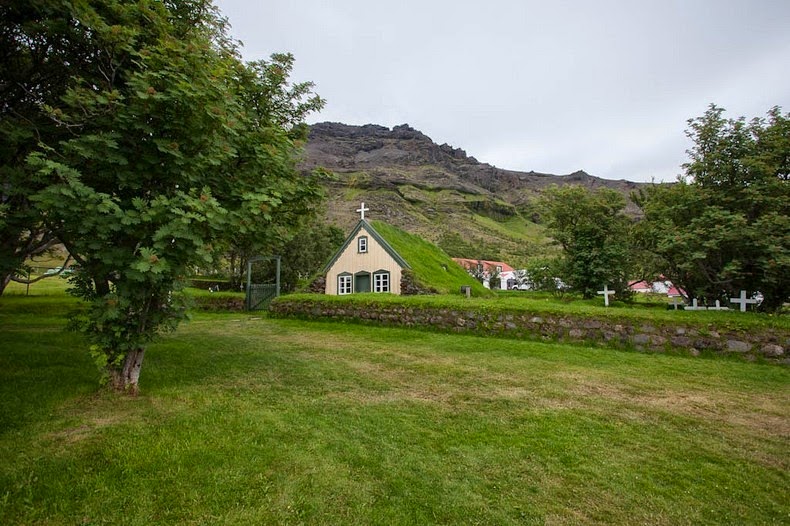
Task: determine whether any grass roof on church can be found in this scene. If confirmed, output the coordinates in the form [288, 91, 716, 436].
[370, 220, 491, 297]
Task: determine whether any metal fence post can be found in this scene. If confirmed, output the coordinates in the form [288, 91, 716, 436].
[245, 258, 253, 311]
[275, 256, 281, 299]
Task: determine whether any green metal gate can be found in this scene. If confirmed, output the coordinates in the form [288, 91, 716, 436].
[245, 256, 281, 311]
[247, 283, 279, 310]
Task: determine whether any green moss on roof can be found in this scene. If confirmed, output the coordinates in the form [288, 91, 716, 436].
[370, 220, 491, 296]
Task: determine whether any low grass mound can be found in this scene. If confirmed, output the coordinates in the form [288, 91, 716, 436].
[370, 220, 490, 296]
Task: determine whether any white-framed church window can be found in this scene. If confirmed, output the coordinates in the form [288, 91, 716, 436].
[338, 274, 352, 295]
[373, 271, 390, 293]
[358, 236, 368, 253]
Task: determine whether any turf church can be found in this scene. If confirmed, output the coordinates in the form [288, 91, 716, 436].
[322, 203, 410, 295]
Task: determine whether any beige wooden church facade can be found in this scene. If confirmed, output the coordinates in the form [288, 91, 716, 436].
[323, 204, 410, 295]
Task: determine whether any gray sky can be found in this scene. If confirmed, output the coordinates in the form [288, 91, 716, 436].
[213, 0, 790, 182]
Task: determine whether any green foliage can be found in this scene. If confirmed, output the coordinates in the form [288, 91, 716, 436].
[255, 221, 345, 293]
[370, 221, 491, 296]
[184, 288, 246, 311]
[635, 105, 790, 310]
[7, 0, 324, 389]
[0, 0, 88, 291]
[538, 185, 633, 298]
[223, 54, 329, 289]
[523, 257, 567, 295]
[458, 259, 487, 285]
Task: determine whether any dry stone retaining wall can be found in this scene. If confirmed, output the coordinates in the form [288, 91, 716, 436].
[270, 298, 788, 362]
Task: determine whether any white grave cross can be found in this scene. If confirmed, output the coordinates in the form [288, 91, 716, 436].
[686, 298, 707, 311]
[730, 290, 757, 312]
[597, 285, 615, 307]
[356, 202, 369, 220]
[708, 300, 729, 311]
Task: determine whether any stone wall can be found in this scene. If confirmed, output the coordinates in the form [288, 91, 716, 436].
[270, 298, 788, 362]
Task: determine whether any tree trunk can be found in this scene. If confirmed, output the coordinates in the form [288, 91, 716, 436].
[109, 348, 146, 395]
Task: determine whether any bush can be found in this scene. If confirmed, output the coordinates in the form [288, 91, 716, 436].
[524, 257, 567, 296]
[189, 278, 234, 292]
[190, 293, 245, 311]
[185, 288, 246, 311]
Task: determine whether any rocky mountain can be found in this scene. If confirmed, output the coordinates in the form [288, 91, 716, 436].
[299, 122, 649, 265]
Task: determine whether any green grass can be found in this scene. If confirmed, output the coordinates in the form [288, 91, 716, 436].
[1, 297, 788, 525]
[7, 276, 787, 332]
[370, 220, 491, 296]
[3, 275, 72, 296]
[471, 213, 550, 246]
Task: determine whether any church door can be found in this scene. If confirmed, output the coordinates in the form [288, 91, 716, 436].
[355, 272, 371, 293]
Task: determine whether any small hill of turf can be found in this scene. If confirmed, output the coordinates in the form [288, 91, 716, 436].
[370, 220, 491, 296]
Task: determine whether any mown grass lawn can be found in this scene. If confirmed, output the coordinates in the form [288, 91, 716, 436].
[1, 297, 788, 525]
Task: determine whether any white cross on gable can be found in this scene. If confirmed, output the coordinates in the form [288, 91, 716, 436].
[597, 285, 615, 307]
[356, 202, 369, 220]
[730, 290, 758, 312]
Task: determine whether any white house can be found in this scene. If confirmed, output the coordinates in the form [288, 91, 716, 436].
[452, 258, 517, 290]
[629, 278, 679, 296]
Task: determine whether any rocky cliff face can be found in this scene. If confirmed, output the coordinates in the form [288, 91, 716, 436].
[300, 122, 648, 264]
[303, 122, 645, 198]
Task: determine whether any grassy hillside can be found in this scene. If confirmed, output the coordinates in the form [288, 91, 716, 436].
[327, 187, 556, 267]
[370, 220, 491, 296]
[307, 122, 645, 267]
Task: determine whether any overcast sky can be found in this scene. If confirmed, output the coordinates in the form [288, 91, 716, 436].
[213, 1, 790, 182]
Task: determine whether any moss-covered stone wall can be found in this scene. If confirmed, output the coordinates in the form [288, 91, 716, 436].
[270, 297, 788, 362]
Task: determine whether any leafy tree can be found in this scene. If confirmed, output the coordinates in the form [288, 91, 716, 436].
[634, 105, 789, 310]
[458, 260, 503, 289]
[10, 0, 324, 392]
[512, 269, 529, 289]
[462, 260, 488, 285]
[224, 52, 328, 289]
[488, 265, 502, 290]
[523, 257, 566, 295]
[538, 185, 632, 298]
[251, 221, 345, 293]
[0, 0, 96, 293]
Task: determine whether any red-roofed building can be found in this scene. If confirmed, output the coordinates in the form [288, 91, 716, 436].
[628, 278, 686, 298]
[629, 280, 653, 293]
[453, 258, 516, 290]
[666, 285, 684, 297]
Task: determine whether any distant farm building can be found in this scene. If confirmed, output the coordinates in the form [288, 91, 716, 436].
[452, 258, 517, 290]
